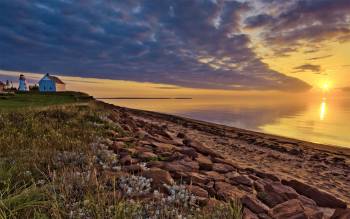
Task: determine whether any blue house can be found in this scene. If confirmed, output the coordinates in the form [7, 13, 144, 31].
[38, 73, 65, 92]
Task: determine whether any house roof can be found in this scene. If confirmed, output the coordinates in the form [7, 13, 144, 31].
[48, 75, 65, 84]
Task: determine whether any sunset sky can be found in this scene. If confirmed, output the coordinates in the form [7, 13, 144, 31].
[0, 0, 349, 92]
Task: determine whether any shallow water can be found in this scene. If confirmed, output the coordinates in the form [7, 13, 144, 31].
[102, 95, 350, 148]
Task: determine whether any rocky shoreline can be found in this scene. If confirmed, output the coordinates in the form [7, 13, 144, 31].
[95, 101, 350, 219]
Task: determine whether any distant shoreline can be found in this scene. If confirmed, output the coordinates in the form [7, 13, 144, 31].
[96, 97, 192, 100]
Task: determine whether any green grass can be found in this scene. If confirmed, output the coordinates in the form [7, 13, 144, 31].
[0, 92, 92, 110]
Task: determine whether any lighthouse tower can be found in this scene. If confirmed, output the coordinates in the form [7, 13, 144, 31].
[18, 74, 28, 91]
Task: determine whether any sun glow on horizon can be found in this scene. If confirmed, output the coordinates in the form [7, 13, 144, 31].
[321, 81, 332, 93]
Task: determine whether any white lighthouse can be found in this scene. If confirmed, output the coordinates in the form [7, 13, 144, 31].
[18, 74, 28, 91]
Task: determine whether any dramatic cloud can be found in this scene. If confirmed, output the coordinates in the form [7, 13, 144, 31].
[246, 0, 350, 54]
[0, 0, 312, 91]
[307, 55, 332, 61]
[293, 64, 321, 73]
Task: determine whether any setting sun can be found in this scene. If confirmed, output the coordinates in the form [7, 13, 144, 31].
[321, 81, 331, 93]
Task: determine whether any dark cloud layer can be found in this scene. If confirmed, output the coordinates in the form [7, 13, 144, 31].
[293, 64, 321, 73]
[0, 0, 312, 91]
[246, 0, 350, 55]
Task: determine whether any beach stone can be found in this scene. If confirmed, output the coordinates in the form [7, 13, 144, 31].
[243, 208, 259, 219]
[303, 205, 324, 219]
[214, 181, 244, 200]
[212, 163, 235, 173]
[183, 172, 209, 185]
[203, 171, 226, 181]
[146, 161, 165, 169]
[257, 191, 285, 208]
[183, 139, 223, 158]
[298, 195, 317, 206]
[151, 142, 175, 152]
[119, 155, 137, 165]
[164, 159, 199, 173]
[142, 168, 174, 188]
[254, 170, 280, 182]
[179, 147, 198, 159]
[135, 129, 149, 138]
[264, 182, 298, 200]
[177, 132, 186, 139]
[196, 154, 213, 170]
[231, 175, 253, 187]
[331, 208, 350, 219]
[212, 157, 238, 169]
[282, 179, 347, 208]
[166, 151, 187, 161]
[186, 185, 209, 198]
[241, 195, 269, 214]
[225, 171, 240, 179]
[269, 199, 307, 219]
[254, 180, 266, 193]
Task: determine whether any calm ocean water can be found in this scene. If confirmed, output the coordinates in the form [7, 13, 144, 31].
[103, 95, 350, 148]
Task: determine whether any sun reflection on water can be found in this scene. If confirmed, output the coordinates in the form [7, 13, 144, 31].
[320, 98, 327, 121]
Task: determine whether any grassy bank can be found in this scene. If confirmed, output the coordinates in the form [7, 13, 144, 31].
[0, 94, 242, 218]
[0, 92, 92, 110]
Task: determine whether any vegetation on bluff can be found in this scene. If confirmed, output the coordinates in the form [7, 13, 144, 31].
[0, 92, 92, 110]
[0, 93, 242, 218]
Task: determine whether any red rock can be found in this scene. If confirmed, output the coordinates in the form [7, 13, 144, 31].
[264, 182, 298, 200]
[257, 191, 285, 208]
[120, 155, 137, 165]
[331, 208, 350, 219]
[146, 161, 165, 169]
[206, 198, 223, 209]
[212, 157, 238, 169]
[186, 185, 209, 198]
[225, 171, 239, 179]
[254, 170, 280, 182]
[151, 142, 176, 152]
[183, 172, 209, 185]
[179, 147, 198, 159]
[303, 205, 324, 219]
[231, 175, 253, 187]
[243, 208, 259, 219]
[135, 129, 149, 139]
[142, 168, 174, 188]
[212, 163, 235, 173]
[269, 199, 307, 219]
[196, 154, 213, 170]
[253, 180, 266, 193]
[282, 179, 347, 209]
[241, 195, 269, 214]
[203, 171, 226, 181]
[214, 181, 245, 200]
[177, 132, 186, 139]
[184, 139, 223, 158]
[165, 152, 187, 161]
[298, 195, 317, 206]
[164, 159, 199, 173]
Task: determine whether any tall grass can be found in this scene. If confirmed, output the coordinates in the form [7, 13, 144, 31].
[0, 103, 243, 218]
